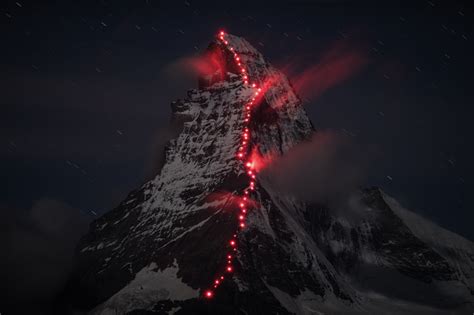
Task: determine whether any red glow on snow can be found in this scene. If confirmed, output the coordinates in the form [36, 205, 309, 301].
[247, 147, 276, 172]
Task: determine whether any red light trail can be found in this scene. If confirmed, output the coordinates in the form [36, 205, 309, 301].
[202, 30, 263, 299]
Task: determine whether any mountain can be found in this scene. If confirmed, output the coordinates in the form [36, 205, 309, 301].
[63, 32, 474, 314]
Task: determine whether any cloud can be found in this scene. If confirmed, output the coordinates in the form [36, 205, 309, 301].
[0, 199, 90, 314]
[281, 38, 369, 101]
[261, 131, 370, 219]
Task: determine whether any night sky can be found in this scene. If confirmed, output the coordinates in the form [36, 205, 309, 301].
[1, 0, 473, 311]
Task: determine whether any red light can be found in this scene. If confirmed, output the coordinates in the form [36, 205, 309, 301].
[205, 290, 213, 298]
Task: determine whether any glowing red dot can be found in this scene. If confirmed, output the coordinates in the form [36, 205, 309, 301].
[205, 290, 213, 298]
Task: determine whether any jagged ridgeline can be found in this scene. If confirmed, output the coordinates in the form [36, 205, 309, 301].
[62, 32, 474, 315]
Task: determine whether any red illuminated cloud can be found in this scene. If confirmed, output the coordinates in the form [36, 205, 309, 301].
[166, 47, 228, 80]
[283, 39, 369, 101]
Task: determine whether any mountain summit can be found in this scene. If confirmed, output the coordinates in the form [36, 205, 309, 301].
[65, 32, 474, 314]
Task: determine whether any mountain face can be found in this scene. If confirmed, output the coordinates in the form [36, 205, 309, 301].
[65, 32, 474, 315]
